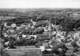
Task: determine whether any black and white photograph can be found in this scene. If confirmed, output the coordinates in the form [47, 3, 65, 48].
[0, 0, 80, 56]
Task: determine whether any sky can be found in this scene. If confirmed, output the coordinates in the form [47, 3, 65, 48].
[0, 0, 80, 8]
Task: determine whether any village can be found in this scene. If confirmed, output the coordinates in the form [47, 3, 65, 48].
[0, 9, 80, 56]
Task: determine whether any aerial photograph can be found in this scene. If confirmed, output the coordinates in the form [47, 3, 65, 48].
[0, 0, 80, 56]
